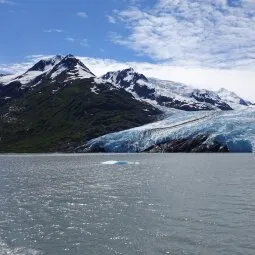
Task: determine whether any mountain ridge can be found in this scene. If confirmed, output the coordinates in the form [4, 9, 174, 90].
[0, 54, 254, 152]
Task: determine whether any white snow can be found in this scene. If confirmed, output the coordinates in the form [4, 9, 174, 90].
[0, 73, 20, 84]
[217, 88, 249, 109]
[51, 65, 67, 79]
[123, 73, 134, 82]
[52, 88, 60, 94]
[90, 86, 99, 94]
[64, 64, 95, 82]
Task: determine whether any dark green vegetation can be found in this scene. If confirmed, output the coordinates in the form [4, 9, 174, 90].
[0, 78, 161, 152]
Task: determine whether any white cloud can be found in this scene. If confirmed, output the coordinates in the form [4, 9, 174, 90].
[109, 0, 255, 69]
[65, 37, 75, 42]
[44, 29, 63, 33]
[106, 15, 116, 24]
[0, 0, 15, 5]
[1, 54, 255, 101]
[77, 12, 88, 18]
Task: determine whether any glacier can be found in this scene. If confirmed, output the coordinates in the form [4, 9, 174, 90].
[83, 107, 255, 153]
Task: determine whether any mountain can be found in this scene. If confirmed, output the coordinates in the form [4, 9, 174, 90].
[0, 54, 253, 152]
[0, 55, 161, 152]
[0, 55, 63, 86]
[217, 88, 250, 107]
[101, 68, 233, 111]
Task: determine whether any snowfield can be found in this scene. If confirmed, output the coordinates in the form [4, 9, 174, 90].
[84, 107, 255, 153]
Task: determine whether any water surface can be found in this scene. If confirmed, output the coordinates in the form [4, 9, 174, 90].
[0, 154, 255, 255]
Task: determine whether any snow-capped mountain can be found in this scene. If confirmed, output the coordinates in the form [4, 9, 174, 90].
[101, 68, 232, 111]
[217, 88, 251, 107]
[0, 55, 63, 86]
[0, 55, 96, 104]
[47, 54, 95, 82]
[0, 54, 253, 152]
[0, 55, 161, 152]
[0, 54, 95, 87]
[1, 55, 249, 112]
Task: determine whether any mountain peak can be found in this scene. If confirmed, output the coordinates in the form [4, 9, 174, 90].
[48, 55, 95, 80]
[123, 67, 135, 72]
[101, 67, 148, 87]
[218, 87, 248, 106]
[64, 54, 75, 58]
[27, 55, 64, 72]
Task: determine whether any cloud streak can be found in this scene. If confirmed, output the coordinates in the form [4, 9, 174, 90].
[109, 0, 255, 69]
[65, 37, 75, 42]
[77, 12, 88, 18]
[44, 29, 63, 33]
[0, 0, 15, 5]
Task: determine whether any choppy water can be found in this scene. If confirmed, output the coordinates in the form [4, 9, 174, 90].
[0, 154, 255, 255]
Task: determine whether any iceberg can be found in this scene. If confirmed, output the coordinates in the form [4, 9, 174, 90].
[101, 161, 139, 165]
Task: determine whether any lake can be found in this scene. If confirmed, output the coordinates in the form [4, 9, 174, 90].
[0, 154, 255, 255]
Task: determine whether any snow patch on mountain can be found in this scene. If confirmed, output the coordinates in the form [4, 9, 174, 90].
[90, 85, 99, 94]
[50, 66, 67, 79]
[64, 64, 95, 81]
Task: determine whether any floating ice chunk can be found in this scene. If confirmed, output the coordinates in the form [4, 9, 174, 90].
[101, 160, 139, 165]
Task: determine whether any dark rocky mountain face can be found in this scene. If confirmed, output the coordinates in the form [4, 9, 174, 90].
[191, 90, 232, 110]
[239, 98, 248, 106]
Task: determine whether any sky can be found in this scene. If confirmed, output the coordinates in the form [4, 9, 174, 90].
[0, 0, 255, 100]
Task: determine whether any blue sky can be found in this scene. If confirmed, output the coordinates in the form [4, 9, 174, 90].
[1, 0, 255, 100]
[1, 0, 152, 63]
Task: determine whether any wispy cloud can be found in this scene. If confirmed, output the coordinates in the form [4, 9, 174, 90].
[106, 15, 116, 24]
[0, 0, 15, 5]
[44, 29, 63, 33]
[77, 12, 88, 18]
[1, 54, 255, 101]
[65, 37, 75, 42]
[80, 39, 89, 47]
[109, 0, 255, 69]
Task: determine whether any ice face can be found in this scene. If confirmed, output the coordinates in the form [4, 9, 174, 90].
[85, 108, 255, 153]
